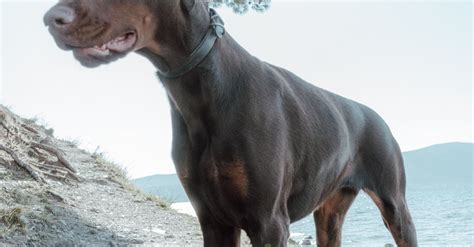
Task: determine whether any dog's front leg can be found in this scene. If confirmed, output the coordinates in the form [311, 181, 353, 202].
[196, 210, 241, 247]
[245, 213, 290, 247]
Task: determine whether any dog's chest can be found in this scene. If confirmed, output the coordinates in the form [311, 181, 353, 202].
[176, 149, 250, 222]
[180, 157, 248, 198]
[206, 159, 249, 202]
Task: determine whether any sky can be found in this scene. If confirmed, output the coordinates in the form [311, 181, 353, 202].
[0, 1, 472, 178]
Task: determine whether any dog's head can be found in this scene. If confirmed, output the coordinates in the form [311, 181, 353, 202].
[44, 0, 209, 68]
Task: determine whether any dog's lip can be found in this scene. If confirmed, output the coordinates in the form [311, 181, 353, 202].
[68, 31, 138, 56]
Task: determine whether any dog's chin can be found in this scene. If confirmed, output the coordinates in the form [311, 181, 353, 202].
[70, 31, 137, 68]
[73, 49, 130, 68]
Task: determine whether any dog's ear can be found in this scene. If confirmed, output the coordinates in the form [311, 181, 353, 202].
[181, 0, 210, 14]
[180, 0, 196, 14]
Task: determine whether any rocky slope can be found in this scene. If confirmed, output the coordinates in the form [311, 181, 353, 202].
[0, 105, 215, 246]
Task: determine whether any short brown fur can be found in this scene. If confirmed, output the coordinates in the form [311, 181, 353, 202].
[44, 1, 418, 246]
[218, 161, 249, 200]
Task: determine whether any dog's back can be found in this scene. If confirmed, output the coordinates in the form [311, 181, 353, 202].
[246, 61, 416, 245]
[236, 60, 400, 213]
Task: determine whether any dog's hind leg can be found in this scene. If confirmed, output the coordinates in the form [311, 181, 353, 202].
[361, 134, 418, 246]
[313, 187, 359, 247]
[364, 185, 417, 247]
[365, 188, 417, 247]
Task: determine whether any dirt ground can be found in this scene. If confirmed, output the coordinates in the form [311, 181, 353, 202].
[0, 105, 255, 246]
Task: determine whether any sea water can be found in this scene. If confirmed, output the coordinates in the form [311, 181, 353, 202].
[172, 183, 474, 246]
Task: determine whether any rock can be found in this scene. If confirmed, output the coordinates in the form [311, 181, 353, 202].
[300, 235, 314, 246]
[300, 239, 312, 245]
[89, 208, 100, 213]
[131, 239, 145, 244]
[151, 228, 166, 235]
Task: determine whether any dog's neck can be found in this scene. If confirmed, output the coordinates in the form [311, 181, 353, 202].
[137, 13, 256, 149]
[137, 3, 213, 74]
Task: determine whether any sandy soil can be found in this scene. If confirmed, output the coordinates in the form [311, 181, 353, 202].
[0, 105, 248, 246]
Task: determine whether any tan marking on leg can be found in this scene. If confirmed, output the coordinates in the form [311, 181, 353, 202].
[218, 160, 249, 200]
[365, 190, 416, 247]
[315, 189, 358, 247]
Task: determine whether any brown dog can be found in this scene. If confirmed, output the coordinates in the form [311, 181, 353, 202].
[44, 1, 418, 246]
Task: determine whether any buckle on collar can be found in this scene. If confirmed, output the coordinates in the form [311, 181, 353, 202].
[209, 8, 225, 38]
[155, 8, 226, 79]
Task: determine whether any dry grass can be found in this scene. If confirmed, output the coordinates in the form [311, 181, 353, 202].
[0, 208, 25, 234]
[91, 150, 170, 209]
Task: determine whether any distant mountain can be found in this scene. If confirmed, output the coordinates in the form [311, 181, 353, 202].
[133, 142, 473, 203]
[133, 174, 189, 202]
[404, 142, 473, 185]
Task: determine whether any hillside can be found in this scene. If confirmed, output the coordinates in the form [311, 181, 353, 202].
[404, 142, 473, 184]
[0, 105, 207, 246]
[134, 143, 474, 201]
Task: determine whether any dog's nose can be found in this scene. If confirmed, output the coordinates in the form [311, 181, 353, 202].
[44, 5, 76, 28]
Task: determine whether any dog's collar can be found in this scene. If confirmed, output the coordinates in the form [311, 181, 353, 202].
[156, 8, 225, 79]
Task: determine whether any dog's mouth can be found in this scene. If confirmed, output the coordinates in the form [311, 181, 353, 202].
[69, 31, 138, 67]
[75, 31, 137, 57]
